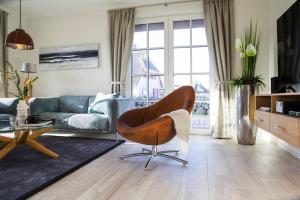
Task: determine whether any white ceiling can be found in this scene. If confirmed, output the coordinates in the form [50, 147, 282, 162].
[0, 0, 192, 19]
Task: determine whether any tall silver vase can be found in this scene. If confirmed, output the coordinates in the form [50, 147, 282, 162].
[236, 85, 257, 145]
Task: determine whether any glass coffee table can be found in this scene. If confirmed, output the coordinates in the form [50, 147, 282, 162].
[0, 120, 59, 159]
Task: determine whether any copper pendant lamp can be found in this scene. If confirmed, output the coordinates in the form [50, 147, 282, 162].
[6, 0, 34, 50]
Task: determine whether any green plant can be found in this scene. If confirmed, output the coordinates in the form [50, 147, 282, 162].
[231, 20, 265, 88]
[6, 62, 39, 100]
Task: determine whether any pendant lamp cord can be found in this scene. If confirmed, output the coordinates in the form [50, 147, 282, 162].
[19, 0, 21, 27]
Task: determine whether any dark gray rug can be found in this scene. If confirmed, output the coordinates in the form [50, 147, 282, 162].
[0, 136, 124, 200]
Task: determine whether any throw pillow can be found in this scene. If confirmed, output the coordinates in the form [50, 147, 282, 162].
[88, 93, 120, 114]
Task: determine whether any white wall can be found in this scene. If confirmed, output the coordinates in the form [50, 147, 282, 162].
[26, 11, 111, 97]
[135, 1, 202, 18]
[234, 0, 270, 93]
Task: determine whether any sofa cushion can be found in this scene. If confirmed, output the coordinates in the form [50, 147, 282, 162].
[58, 96, 90, 113]
[29, 97, 58, 115]
[0, 114, 14, 121]
[0, 98, 18, 115]
[39, 112, 75, 128]
[67, 114, 109, 131]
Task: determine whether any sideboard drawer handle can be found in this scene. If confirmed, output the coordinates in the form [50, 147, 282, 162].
[259, 118, 264, 122]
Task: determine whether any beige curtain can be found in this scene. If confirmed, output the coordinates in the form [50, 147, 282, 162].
[109, 8, 135, 95]
[0, 10, 8, 97]
[204, 0, 235, 138]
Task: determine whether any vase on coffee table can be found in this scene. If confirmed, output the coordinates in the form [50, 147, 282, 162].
[16, 100, 28, 125]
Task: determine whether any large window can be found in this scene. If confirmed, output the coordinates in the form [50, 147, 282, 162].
[172, 19, 210, 130]
[131, 22, 165, 108]
[130, 17, 210, 132]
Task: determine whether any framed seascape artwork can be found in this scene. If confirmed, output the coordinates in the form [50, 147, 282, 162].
[39, 43, 100, 70]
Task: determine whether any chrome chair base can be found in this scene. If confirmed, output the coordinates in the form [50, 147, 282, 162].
[120, 146, 188, 169]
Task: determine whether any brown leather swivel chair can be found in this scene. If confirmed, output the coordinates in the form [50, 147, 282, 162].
[117, 86, 195, 169]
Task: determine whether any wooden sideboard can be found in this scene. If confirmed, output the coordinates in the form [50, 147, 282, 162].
[254, 93, 300, 148]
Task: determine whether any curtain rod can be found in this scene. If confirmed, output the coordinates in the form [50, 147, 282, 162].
[135, 0, 202, 9]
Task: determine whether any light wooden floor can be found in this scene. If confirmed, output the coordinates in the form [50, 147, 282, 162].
[29, 135, 300, 200]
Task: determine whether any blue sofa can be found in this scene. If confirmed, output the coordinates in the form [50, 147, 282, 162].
[29, 95, 133, 133]
[0, 98, 19, 121]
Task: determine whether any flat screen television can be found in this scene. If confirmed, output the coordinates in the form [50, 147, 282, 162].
[277, 0, 300, 86]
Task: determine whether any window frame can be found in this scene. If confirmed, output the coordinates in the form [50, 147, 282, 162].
[169, 15, 211, 134]
[129, 14, 211, 134]
[168, 15, 209, 89]
[130, 17, 169, 106]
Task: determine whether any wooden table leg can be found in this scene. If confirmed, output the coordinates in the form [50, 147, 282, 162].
[0, 135, 15, 159]
[25, 139, 59, 159]
[29, 127, 52, 140]
[17, 131, 30, 144]
[0, 141, 17, 159]
[0, 135, 14, 143]
[14, 131, 21, 139]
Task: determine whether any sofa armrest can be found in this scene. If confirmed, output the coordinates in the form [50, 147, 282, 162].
[90, 98, 134, 132]
[0, 98, 18, 115]
[29, 97, 58, 115]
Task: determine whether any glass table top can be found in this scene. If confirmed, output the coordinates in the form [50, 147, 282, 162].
[0, 120, 54, 133]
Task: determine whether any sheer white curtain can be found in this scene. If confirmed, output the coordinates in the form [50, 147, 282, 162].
[109, 8, 135, 95]
[204, 0, 235, 138]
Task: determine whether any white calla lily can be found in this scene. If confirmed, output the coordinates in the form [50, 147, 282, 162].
[245, 44, 257, 57]
[235, 38, 243, 52]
